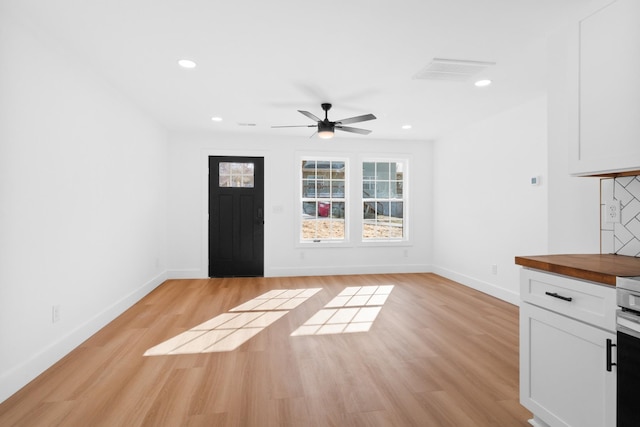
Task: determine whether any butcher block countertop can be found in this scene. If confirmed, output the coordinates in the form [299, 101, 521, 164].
[515, 254, 640, 286]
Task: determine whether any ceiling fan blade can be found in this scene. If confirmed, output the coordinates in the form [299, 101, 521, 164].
[298, 110, 322, 122]
[335, 113, 376, 125]
[335, 125, 372, 135]
[271, 125, 316, 128]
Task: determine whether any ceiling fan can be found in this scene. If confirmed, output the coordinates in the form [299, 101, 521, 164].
[272, 103, 376, 139]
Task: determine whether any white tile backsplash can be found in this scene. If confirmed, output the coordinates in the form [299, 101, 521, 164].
[601, 176, 640, 257]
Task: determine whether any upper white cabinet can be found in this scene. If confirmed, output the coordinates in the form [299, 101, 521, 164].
[569, 0, 640, 176]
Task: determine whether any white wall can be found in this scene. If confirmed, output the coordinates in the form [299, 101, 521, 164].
[546, 22, 601, 253]
[432, 96, 549, 304]
[167, 132, 433, 278]
[0, 0, 610, 405]
[429, 0, 612, 303]
[0, 9, 168, 402]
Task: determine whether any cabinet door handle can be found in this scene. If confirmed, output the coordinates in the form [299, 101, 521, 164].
[606, 338, 616, 372]
[544, 291, 573, 302]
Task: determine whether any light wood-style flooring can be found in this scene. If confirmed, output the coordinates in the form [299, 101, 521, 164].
[0, 273, 532, 426]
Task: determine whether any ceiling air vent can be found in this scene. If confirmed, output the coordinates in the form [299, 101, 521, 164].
[413, 58, 496, 82]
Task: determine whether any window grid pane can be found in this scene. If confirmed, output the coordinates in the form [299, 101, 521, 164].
[362, 162, 404, 240]
[301, 160, 346, 242]
[219, 162, 254, 188]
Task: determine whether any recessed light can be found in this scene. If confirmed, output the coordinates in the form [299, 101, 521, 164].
[178, 59, 197, 69]
[401, 124, 412, 130]
[474, 79, 492, 87]
[211, 116, 223, 122]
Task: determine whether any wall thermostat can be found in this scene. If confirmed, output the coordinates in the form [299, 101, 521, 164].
[530, 176, 541, 186]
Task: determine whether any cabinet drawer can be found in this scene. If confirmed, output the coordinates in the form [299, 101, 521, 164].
[520, 268, 616, 331]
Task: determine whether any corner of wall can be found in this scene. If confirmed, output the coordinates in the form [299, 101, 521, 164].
[0, 272, 167, 403]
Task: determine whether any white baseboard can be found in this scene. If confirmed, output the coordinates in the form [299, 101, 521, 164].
[431, 266, 520, 306]
[265, 263, 432, 277]
[166, 268, 206, 279]
[528, 416, 551, 427]
[0, 271, 168, 404]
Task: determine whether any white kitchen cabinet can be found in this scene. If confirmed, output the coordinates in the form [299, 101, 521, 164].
[569, 0, 640, 176]
[520, 269, 616, 427]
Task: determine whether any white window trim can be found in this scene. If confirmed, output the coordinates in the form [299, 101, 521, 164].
[296, 155, 351, 247]
[358, 157, 410, 247]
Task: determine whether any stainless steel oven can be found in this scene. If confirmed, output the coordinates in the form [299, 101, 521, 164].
[616, 276, 640, 427]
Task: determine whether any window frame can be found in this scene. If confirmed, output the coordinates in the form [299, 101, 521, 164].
[359, 158, 409, 245]
[298, 156, 350, 246]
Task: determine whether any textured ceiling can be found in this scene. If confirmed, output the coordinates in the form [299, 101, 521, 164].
[5, 0, 598, 141]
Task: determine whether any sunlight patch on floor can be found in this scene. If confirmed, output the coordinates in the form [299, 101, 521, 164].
[291, 285, 393, 336]
[144, 288, 322, 356]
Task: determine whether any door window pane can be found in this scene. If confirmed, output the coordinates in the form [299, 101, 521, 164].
[219, 162, 254, 188]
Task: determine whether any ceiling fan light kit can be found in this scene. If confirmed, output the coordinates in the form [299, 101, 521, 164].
[272, 102, 376, 139]
[317, 121, 335, 139]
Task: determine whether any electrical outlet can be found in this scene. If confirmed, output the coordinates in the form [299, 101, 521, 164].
[605, 200, 621, 224]
[491, 264, 498, 275]
[52, 305, 61, 323]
